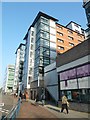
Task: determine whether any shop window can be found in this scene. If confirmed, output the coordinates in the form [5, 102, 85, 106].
[65, 80, 67, 87]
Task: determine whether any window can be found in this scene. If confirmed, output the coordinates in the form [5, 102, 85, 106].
[77, 33, 82, 38]
[31, 44, 33, 50]
[30, 52, 33, 57]
[31, 31, 34, 36]
[68, 30, 73, 34]
[29, 68, 32, 75]
[69, 42, 74, 47]
[75, 30, 80, 33]
[58, 46, 64, 50]
[57, 38, 64, 43]
[74, 23, 79, 28]
[30, 59, 32, 66]
[41, 17, 49, 24]
[57, 25, 63, 30]
[40, 31, 49, 39]
[28, 76, 32, 84]
[31, 38, 34, 43]
[57, 31, 63, 36]
[68, 36, 73, 40]
[78, 40, 82, 43]
[41, 23, 49, 31]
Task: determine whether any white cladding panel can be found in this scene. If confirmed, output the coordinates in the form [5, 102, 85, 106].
[50, 42, 56, 50]
[50, 20, 56, 28]
[78, 77, 89, 89]
[60, 79, 77, 90]
[50, 50, 56, 59]
[50, 34, 56, 42]
[50, 27, 56, 35]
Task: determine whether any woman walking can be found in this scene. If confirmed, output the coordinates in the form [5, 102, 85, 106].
[61, 94, 69, 114]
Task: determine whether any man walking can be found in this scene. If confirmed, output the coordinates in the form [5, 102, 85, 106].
[41, 93, 45, 106]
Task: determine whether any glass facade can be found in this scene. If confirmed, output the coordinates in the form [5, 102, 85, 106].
[34, 16, 50, 81]
[61, 89, 90, 103]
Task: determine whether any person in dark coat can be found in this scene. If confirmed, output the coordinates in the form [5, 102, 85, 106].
[19, 91, 22, 103]
[41, 93, 45, 106]
[24, 93, 26, 101]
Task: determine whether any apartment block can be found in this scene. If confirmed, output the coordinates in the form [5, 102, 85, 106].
[13, 43, 25, 93]
[23, 27, 35, 91]
[3, 65, 15, 93]
[23, 11, 85, 99]
[56, 23, 85, 53]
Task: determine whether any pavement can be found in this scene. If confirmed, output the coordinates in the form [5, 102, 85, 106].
[17, 99, 90, 119]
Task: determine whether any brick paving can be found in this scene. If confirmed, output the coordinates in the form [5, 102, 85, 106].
[17, 101, 58, 118]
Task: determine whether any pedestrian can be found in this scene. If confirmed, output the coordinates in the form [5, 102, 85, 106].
[19, 91, 22, 103]
[41, 93, 45, 106]
[35, 93, 39, 105]
[60, 94, 69, 114]
[24, 92, 26, 101]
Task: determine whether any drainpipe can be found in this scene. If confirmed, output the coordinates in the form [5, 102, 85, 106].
[58, 74, 61, 102]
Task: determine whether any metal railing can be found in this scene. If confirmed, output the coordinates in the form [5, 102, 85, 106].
[2, 98, 21, 120]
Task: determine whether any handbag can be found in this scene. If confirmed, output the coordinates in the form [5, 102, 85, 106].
[67, 101, 69, 107]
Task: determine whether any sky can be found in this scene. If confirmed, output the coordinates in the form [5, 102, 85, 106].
[1, 2, 87, 88]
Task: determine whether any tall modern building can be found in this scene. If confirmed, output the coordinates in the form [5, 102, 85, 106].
[83, 0, 90, 28]
[23, 11, 85, 99]
[23, 27, 35, 92]
[13, 43, 25, 94]
[83, 0, 90, 39]
[3, 65, 15, 93]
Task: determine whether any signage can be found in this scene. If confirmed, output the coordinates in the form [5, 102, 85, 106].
[60, 64, 90, 80]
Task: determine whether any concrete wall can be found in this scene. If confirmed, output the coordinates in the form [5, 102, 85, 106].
[57, 38, 90, 68]
[44, 62, 58, 102]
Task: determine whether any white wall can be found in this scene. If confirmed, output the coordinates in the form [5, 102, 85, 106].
[50, 42, 56, 51]
[67, 22, 82, 34]
[50, 20, 56, 28]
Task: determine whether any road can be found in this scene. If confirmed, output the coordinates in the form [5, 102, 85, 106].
[0, 93, 18, 118]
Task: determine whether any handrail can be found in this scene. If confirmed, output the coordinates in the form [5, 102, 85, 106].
[2, 98, 21, 120]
